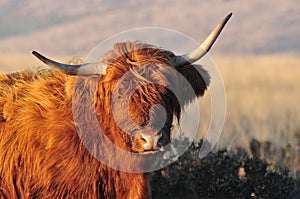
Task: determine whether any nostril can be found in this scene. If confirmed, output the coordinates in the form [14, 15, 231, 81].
[139, 133, 153, 150]
[140, 134, 150, 143]
[157, 132, 163, 147]
[158, 132, 163, 140]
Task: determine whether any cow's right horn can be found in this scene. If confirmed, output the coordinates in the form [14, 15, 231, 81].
[32, 51, 102, 75]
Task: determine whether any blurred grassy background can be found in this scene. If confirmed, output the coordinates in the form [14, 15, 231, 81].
[216, 55, 300, 148]
[197, 55, 300, 174]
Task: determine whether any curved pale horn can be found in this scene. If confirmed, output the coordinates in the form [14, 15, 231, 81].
[32, 51, 102, 75]
[173, 13, 232, 68]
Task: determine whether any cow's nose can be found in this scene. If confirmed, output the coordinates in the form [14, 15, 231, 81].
[139, 132, 163, 151]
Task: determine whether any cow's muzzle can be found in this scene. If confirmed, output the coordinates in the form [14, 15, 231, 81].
[132, 126, 171, 153]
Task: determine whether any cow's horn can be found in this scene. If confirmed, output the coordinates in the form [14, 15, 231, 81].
[32, 51, 101, 75]
[173, 13, 232, 68]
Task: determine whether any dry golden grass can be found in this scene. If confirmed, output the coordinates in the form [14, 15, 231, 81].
[196, 55, 300, 173]
[215, 55, 300, 148]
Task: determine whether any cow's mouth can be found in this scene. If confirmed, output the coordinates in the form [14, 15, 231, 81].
[139, 146, 165, 154]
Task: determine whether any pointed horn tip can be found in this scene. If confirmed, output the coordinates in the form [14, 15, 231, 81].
[227, 12, 233, 18]
[32, 50, 45, 61]
[223, 12, 233, 23]
[32, 50, 38, 56]
[221, 12, 233, 23]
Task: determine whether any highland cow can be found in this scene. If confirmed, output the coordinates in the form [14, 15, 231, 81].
[0, 14, 231, 198]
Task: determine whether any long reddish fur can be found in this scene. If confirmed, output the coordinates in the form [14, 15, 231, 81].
[0, 42, 209, 198]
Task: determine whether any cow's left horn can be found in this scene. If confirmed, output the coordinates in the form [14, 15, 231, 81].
[32, 51, 101, 75]
[173, 13, 232, 68]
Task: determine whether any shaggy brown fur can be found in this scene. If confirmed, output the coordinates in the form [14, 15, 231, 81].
[0, 41, 209, 198]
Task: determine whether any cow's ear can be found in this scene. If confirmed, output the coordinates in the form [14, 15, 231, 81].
[177, 64, 210, 104]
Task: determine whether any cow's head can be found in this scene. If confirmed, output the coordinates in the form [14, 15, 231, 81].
[32, 13, 231, 155]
